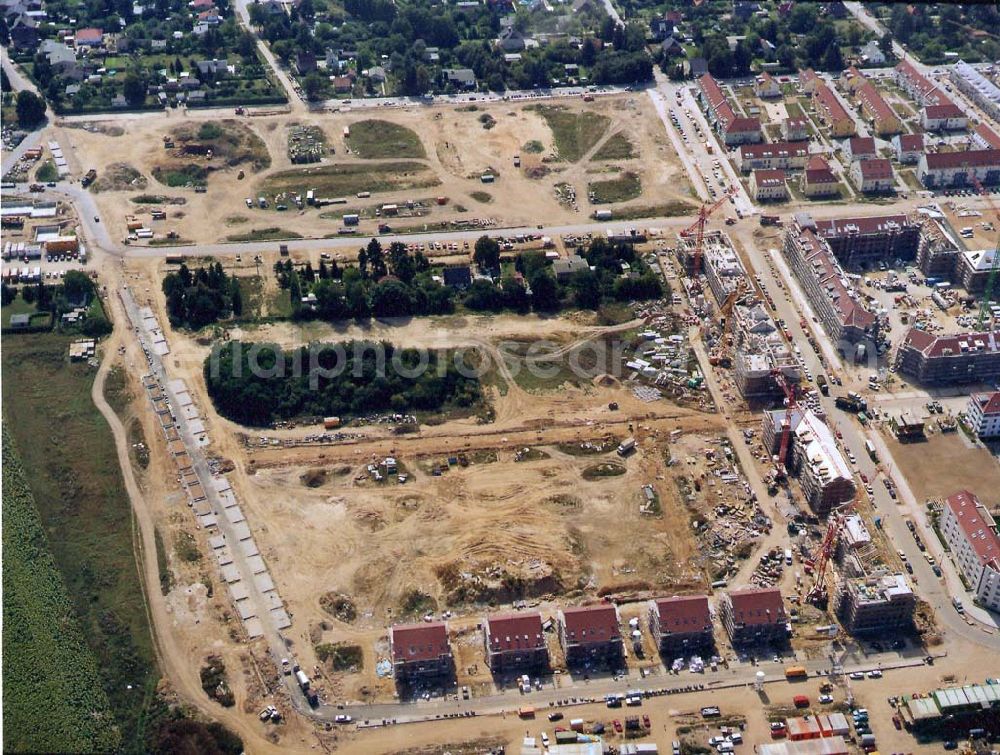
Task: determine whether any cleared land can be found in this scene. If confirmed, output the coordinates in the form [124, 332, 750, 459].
[887, 432, 1000, 502]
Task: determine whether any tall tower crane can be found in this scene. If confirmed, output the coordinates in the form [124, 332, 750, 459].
[680, 187, 736, 276]
[806, 499, 856, 608]
[970, 177, 1000, 329]
[770, 369, 799, 472]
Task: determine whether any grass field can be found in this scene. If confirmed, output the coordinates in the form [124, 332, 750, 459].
[607, 200, 695, 221]
[152, 164, 208, 188]
[224, 227, 304, 242]
[1, 333, 162, 751]
[588, 171, 642, 204]
[260, 161, 439, 199]
[347, 119, 426, 159]
[592, 132, 636, 161]
[533, 105, 610, 162]
[3, 425, 120, 753]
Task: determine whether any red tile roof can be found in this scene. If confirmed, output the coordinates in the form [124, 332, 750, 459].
[848, 136, 876, 156]
[896, 60, 943, 104]
[485, 611, 545, 653]
[857, 80, 897, 125]
[726, 587, 786, 626]
[924, 103, 964, 120]
[804, 155, 837, 183]
[75, 27, 103, 44]
[391, 622, 450, 663]
[897, 133, 924, 152]
[858, 158, 893, 180]
[754, 169, 787, 186]
[739, 141, 809, 159]
[794, 228, 877, 328]
[946, 490, 1000, 566]
[974, 124, 1000, 150]
[653, 595, 712, 633]
[698, 73, 761, 136]
[799, 68, 818, 86]
[814, 213, 912, 238]
[972, 391, 1000, 416]
[814, 83, 853, 126]
[902, 328, 1000, 356]
[727, 116, 762, 135]
[924, 149, 1000, 170]
[560, 605, 621, 645]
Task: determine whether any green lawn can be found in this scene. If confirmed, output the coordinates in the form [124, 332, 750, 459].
[588, 171, 642, 204]
[346, 119, 426, 159]
[224, 227, 304, 242]
[1, 333, 162, 750]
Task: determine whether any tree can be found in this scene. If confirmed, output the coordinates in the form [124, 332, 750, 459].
[15, 91, 45, 129]
[230, 279, 243, 317]
[123, 72, 146, 107]
[569, 269, 602, 310]
[821, 42, 844, 73]
[473, 235, 500, 271]
[303, 71, 326, 101]
[879, 32, 895, 58]
[529, 270, 559, 312]
[62, 270, 95, 302]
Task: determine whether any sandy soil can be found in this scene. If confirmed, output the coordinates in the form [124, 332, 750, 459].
[886, 431, 1000, 502]
[55, 94, 691, 245]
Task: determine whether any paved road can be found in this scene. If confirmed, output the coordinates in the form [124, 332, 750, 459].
[231, 0, 305, 110]
[1, 47, 49, 176]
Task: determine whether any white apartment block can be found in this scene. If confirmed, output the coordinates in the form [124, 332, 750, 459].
[940, 490, 1000, 612]
[966, 391, 1000, 439]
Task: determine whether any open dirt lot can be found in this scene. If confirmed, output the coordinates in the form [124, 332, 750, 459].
[887, 431, 1000, 502]
[55, 94, 693, 245]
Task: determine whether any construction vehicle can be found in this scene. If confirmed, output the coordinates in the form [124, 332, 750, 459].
[971, 177, 1000, 329]
[679, 186, 736, 277]
[81, 169, 97, 187]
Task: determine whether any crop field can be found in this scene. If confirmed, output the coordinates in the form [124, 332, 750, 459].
[2, 426, 120, 753]
[1, 333, 161, 751]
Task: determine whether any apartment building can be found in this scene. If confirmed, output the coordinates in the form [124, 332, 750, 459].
[957, 248, 1000, 293]
[922, 103, 967, 132]
[951, 60, 1000, 122]
[966, 391, 1000, 439]
[558, 604, 624, 668]
[893, 133, 924, 164]
[894, 59, 946, 106]
[916, 149, 1000, 188]
[648, 595, 714, 657]
[483, 611, 549, 674]
[698, 73, 763, 145]
[798, 67, 819, 94]
[800, 155, 840, 197]
[916, 216, 961, 277]
[736, 141, 810, 172]
[851, 158, 895, 194]
[971, 123, 1000, 151]
[813, 82, 857, 138]
[761, 407, 856, 515]
[844, 136, 876, 162]
[751, 169, 788, 201]
[756, 71, 781, 98]
[719, 587, 789, 647]
[894, 328, 1000, 386]
[835, 574, 916, 635]
[856, 78, 904, 136]
[782, 117, 809, 142]
[390, 622, 454, 682]
[782, 217, 880, 344]
[940, 490, 1000, 612]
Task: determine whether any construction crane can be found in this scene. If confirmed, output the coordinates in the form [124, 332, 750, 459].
[680, 187, 736, 276]
[771, 369, 799, 473]
[806, 499, 856, 608]
[970, 177, 1000, 329]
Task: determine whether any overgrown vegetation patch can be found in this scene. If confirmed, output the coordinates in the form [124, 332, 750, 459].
[261, 161, 438, 198]
[315, 642, 364, 672]
[90, 162, 147, 192]
[589, 171, 641, 204]
[533, 105, 610, 162]
[592, 132, 636, 161]
[346, 120, 426, 159]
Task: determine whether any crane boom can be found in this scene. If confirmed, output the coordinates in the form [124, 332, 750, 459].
[970, 177, 1000, 329]
[680, 187, 735, 276]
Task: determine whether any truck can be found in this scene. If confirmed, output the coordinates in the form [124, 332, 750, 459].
[279, 244, 289, 256]
[760, 215, 780, 227]
[617, 437, 636, 456]
[835, 395, 866, 413]
[865, 440, 877, 461]
[817, 374, 828, 395]
[295, 669, 310, 689]
[343, 213, 360, 226]
[81, 169, 98, 187]
[785, 666, 808, 680]
[854, 343, 867, 364]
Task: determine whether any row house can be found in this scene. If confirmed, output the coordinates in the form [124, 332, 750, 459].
[697, 73, 763, 145]
[856, 79, 903, 136]
[813, 82, 856, 138]
[940, 490, 1000, 613]
[851, 158, 894, 194]
[971, 123, 1000, 151]
[917, 149, 1000, 188]
[735, 141, 809, 172]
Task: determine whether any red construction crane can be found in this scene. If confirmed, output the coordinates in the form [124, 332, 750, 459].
[680, 187, 736, 276]
[806, 499, 856, 608]
[771, 369, 798, 471]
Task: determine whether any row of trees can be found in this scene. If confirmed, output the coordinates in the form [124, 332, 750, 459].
[162, 263, 242, 329]
[204, 339, 482, 426]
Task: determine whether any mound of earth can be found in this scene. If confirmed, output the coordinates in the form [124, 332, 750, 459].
[300, 468, 328, 487]
[90, 162, 147, 193]
[167, 120, 271, 171]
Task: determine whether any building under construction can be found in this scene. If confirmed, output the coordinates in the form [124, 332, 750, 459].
[761, 408, 855, 514]
[834, 572, 916, 635]
[680, 230, 799, 400]
[916, 215, 961, 278]
[804, 211, 921, 270]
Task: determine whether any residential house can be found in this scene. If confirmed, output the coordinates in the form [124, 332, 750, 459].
[648, 595, 714, 657]
[497, 26, 527, 52]
[483, 611, 549, 674]
[892, 133, 923, 164]
[295, 51, 316, 74]
[799, 68, 819, 94]
[921, 103, 967, 132]
[689, 58, 708, 78]
[40, 40, 80, 76]
[859, 39, 886, 66]
[557, 605, 624, 668]
[800, 155, 840, 197]
[553, 255, 588, 281]
[917, 149, 1000, 188]
[331, 75, 353, 94]
[856, 77, 903, 136]
[844, 136, 876, 162]
[698, 73, 762, 145]
[750, 169, 788, 202]
[813, 83, 857, 138]
[735, 141, 809, 172]
[365, 66, 386, 84]
[389, 622, 454, 682]
[782, 117, 809, 142]
[939, 490, 1000, 612]
[851, 158, 894, 193]
[972, 123, 1000, 151]
[966, 391, 1000, 439]
[649, 16, 674, 42]
[732, 0, 758, 21]
[951, 60, 1000, 122]
[719, 587, 789, 646]
[443, 68, 476, 89]
[9, 15, 37, 49]
[895, 59, 948, 106]
[74, 27, 103, 47]
[661, 36, 684, 58]
[196, 58, 230, 77]
[755, 72, 780, 99]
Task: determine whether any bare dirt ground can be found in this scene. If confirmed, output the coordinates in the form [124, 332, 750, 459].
[886, 431, 1000, 502]
[55, 94, 692, 245]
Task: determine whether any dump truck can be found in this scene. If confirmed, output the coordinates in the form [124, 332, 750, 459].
[617, 437, 636, 456]
[81, 169, 98, 187]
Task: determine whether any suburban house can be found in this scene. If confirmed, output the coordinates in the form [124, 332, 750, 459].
[443, 68, 476, 89]
[782, 117, 809, 142]
[553, 255, 588, 281]
[74, 27, 104, 47]
[196, 58, 230, 77]
[917, 149, 1000, 188]
[331, 75, 353, 93]
[856, 78, 903, 136]
[939, 490, 1000, 613]
[648, 595, 714, 656]
[800, 155, 840, 197]
[698, 73, 763, 146]
[557, 604, 624, 668]
[859, 39, 886, 66]
[719, 587, 789, 646]
[755, 72, 781, 99]
[921, 103, 967, 132]
[966, 391, 1000, 439]
[972, 123, 1000, 151]
[892, 133, 924, 164]
[483, 611, 549, 674]
[389, 622, 454, 682]
[750, 169, 788, 202]
[735, 141, 809, 172]
[497, 26, 528, 52]
[844, 136, 876, 162]
[813, 83, 857, 138]
[851, 158, 894, 193]
[649, 16, 675, 41]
